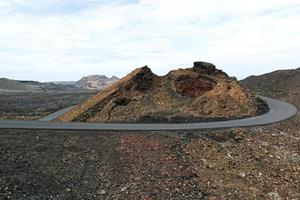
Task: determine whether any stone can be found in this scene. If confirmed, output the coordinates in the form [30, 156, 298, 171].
[239, 172, 246, 178]
[193, 61, 216, 74]
[267, 192, 282, 200]
[97, 189, 107, 195]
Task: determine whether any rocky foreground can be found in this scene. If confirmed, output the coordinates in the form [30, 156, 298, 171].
[0, 67, 299, 199]
[57, 62, 268, 123]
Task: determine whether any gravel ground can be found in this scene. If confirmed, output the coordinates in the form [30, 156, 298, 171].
[0, 92, 96, 120]
[0, 90, 299, 199]
[0, 116, 299, 200]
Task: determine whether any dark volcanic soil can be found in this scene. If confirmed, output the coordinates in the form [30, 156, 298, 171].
[0, 91, 96, 120]
[0, 119, 299, 200]
[0, 68, 299, 199]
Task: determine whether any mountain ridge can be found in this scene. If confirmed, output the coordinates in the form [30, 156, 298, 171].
[74, 75, 119, 90]
[240, 67, 300, 112]
[0, 74, 119, 92]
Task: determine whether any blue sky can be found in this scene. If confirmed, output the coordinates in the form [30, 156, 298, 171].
[0, 0, 300, 81]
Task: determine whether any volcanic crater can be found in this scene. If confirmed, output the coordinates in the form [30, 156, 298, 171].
[57, 62, 269, 123]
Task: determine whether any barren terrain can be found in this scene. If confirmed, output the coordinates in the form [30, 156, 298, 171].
[0, 118, 299, 199]
[0, 91, 96, 120]
[0, 69, 299, 199]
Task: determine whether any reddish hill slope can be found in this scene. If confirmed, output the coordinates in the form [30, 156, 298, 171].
[57, 62, 268, 123]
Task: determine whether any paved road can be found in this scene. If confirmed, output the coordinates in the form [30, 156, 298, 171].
[38, 106, 76, 121]
[0, 96, 297, 131]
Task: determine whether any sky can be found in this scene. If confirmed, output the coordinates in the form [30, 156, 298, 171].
[0, 0, 299, 82]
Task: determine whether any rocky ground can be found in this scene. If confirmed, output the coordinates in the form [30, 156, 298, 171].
[0, 91, 96, 120]
[0, 96, 299, 199]
[0, 116, 299, 199]
[0, 68, 299, 199]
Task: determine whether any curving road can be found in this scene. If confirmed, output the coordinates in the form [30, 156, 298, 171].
[38, 106, 76, 122]
[0, 96, 297, 131]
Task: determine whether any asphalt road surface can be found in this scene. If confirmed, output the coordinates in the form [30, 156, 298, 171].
[0, 96, 297, 131]
[38, 105, 76, 121]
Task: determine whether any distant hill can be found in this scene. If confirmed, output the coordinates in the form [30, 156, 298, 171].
[0, 74, 119, 92]
[51, 81, 75, 85]
[0, 78, 36, 91]
[74, 75, 119, 90]
[0, 78, 79, 92]
[240, 67, 300, 107]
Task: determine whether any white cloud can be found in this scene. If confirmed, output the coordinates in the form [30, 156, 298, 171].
[0, 0, 299, 81]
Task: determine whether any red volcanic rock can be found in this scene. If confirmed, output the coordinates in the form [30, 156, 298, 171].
[172, 73, 216, 97]
[57, 62, 268, 123]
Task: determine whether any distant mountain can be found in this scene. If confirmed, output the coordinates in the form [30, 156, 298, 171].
[0, 78, 79, 92]
[0, 78, 36, 91]
[51, 81, 76, 85]
[0, 74, 119, 92]
[240, 67, 300, 106]
[74, 75, 119, 90]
